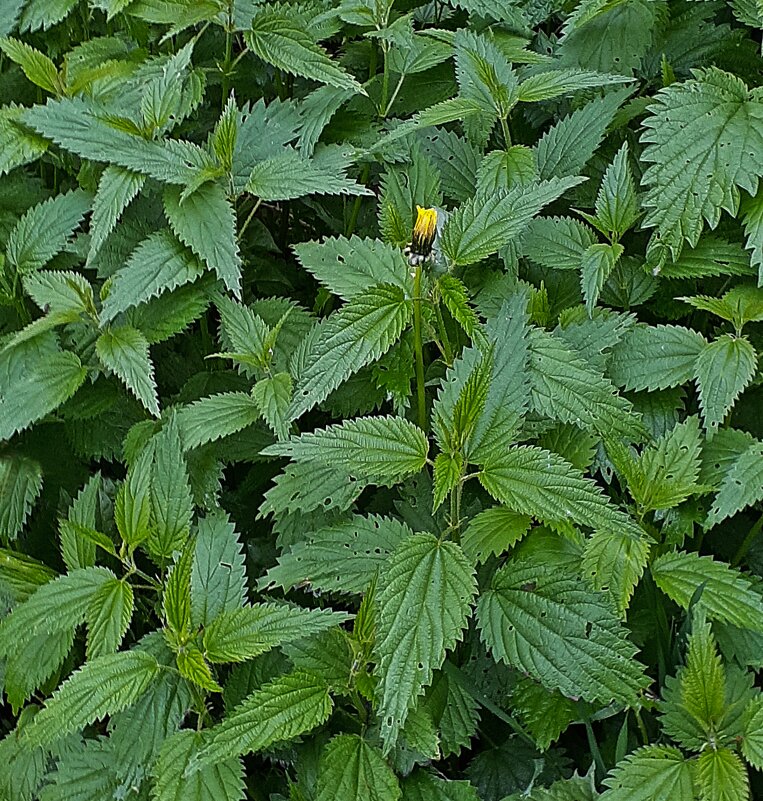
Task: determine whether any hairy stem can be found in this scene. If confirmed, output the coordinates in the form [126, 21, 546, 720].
[413, 264, 427, 431]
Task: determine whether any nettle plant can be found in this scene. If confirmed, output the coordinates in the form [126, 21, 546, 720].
[1, 1, 763, 800]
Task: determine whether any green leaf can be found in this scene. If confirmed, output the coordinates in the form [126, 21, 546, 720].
[114, 441, 153, 548]
[479, 444, 643, 539]
[0, 455, 42, 541]
[741, 696, 763, 770]
[293, 235, 412, 301]
[696, 748, 749, 801]
[164, 183, 241, 297]
[694, 334, 757, 433]
[441, 177, 582, 266]
[288, 285, 412, 419]
[5, 188, 90, 273]
[706, 440, 763, 528]
[529, 327, 644, 439]
[0, 0, 24, 36]
[177, 392, 262, 450]
[0, 350, 88, 440]
[402, 770, 479, 800]
[96, 325, 159, 417]
[23, 270, 93, 316]
[518, 69, 631, 103]
[535, 87, 631, 179]
[0, 103, 49, 176]
[264, 415, 427, 481]
[153, 729, 245, 801]
[651, 550, 763, 631]
[203, 603, 350, 663]
[24, 650, 160, 746]
[677, 616, 726, 733]
[177, 644, 222, 692]
[580, 242, 623, 315]
[524, 216, 598, 271]
[477, 562, 649, 705]
[0, 36, 60, 94]
[641, 67, 763, 256]
[246, 145, 371, 201]
[608, 324, 707, 391]
[149, 416, 193, 558]
[316, 734, 400, 801]
[252, 373, 292, 440]
[192, 670, 333, 766]
[461, 506, 532, 564]
[85, 577, 133, 658]
[741, 184, 763, 285]
[591, 142, 640, 237]
[88, 166, 145, 263]
[600, 746, 695, 801]
[245, 7, 363, 93]
[260, 515, 411, 595]
[164, 545, 194, 637]
[433, 452, 464, 512]
[375, 533, 476, 752]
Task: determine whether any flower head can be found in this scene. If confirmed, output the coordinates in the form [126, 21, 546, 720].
[410, 206, 438, 262]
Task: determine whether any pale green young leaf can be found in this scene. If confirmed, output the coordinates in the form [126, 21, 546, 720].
[441, 177, 582, 266]
[679, 616, 726, 733]
[706, 440, 763, 528]
[375, 534, 476, 752]
[24, 650, 160, 746]
[477, 562, 649, 704]
[680, 286, 763, 330]
[694, 335, 757, 433]
[607, 324, 707, 391]
[641, 68, 763, 256]
[293, 236, 412, 301]
[204, 603, 351, 663]
[164, 183, 241, 297]
[177, 645, 222, 693]
[518, 69, 631, 103]
[580, 242, 623, 315]
[287, 284, 412, 419]
[479, 444, 644, 540]
[87, 166, 145, 264]
[600, 746, 695, 801]
[5, 188, 90, 273]
[0, 566, 113, 656]
[245, 7, 363, 93]
[0, 350, 88, 440]
[253, 373, 292, 440]
[176, 392, 262, 450]
[316, 734, 401, 801]
[461, 506, 532, 564]
[246, 145, 371, 201]
[0, 548, 55, 603]
[0, 455, 42, 541]
[535, 88, 631, 179]
[264, 415, 428, 481]
[153, 729, 245, 801]
[528, 328, 644, 440]
[149, 416, 193, 559]
[164, 545, 194, 636]
[96, 325, 159, 416]
[437, 275, 487, 347]
[523, 216, 597, 270]
[260, 514, 411, 595]
[191, 511, 246, 628]
[101, 230, 206, 322]
[0, 36, 60, 94]
[86, 577, 133, 659]
[433, 452, 464, 512]
[651, 551, 763, 631]
[216, 295, 270, 370]
[192, 670, 333, 766]
[696, 748, 749, 801]
[741, 696, 763, 770]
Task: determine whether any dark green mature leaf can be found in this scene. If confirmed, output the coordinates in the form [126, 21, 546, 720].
[96, 325, 159, 416]
[0, 455, 42, 541]
[477, 562, 649, 704]
[24, 650, 160, 746]
[316, 734, 401, 801]
[375, 534, 476, 752]
[177, 393, 262, 450]
[706, 439, 763, 528]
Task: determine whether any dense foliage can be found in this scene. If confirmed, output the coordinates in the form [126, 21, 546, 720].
[1, 1, 763, 799]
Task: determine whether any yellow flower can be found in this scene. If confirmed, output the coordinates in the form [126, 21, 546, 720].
[410, 206, 437, 261]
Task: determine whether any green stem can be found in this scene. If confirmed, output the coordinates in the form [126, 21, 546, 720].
[732, 512, 763, 567]
[413, 264, 427, 431]
[379, 42, 390, 116]
[238, 197, 262, 241]
[500, 115, 511, 147]
[434, 303, 454, 364]
[221, 16, 233, 111]
[383, 73, 405, 119]
[449, 478, 463, 543]
[585, 720, 607, 779]
[345, 163, 371, 237]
